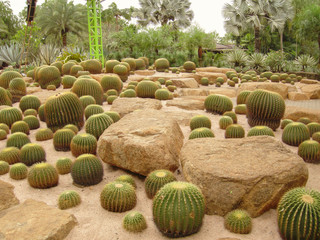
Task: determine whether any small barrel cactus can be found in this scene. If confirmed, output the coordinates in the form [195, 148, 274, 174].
[38, 104, 45, 122]
[100, 181, 136, 212]
[79, 95, 96, 109]
[190, 115, 211, 130]
[58, 190, 81, 210]
[0, 123, 9, 133]
[70, 65, 84, 76]
[219, 116, 233, 130]
[24, 109, 37, 117]
[155, 58, 170, 72]
[122, 58, 136, 71]
[224, 209, 252, 234]
[0, 147, 21, 164]
[104, 111, 121, 123]
[122, 89, 137, 98]
[204, 94, 233, 115]
[153, 181, 205, 238]
[145, 169, 177, 199]
[0, 161, 9, 175]
[155, 89, 170, 100]
[123, 211, 147, 232]
[167, 85, 176, 92]
[225, 124, 245, 138]
[35, 128, 54, 141]
[189, 127, 215, 140]
[63, 124, 79, 134]
[37, 66, 61, 89]
[298, 140, 320, 163]
[282, 122, 310, 146]
[105, 60, 120, 73]
[307, 122, 320, 137]
[247, 126, 275, 137]
[62, 62, 76, 75]
[297, 117, 312, 125]
[9, 162, 28, 180]
[200, 77, 209, 86]
[11, 120, 30, 135]
[85, 113, 113, 139]
[46, 85, 56, 91]
[100, 75, 122, 92]
[84, 104, 104, 120]
[313, 132, 320, 143]
[183, 61, 196, 73]
[62, 75, 77, 89]
[115, 175, 136, 188]
[82, 59, 102, 74]
[136, 81, 158, 98]
[53, 129, 75, 151]
[71, 78, 104, 105]
[135, 58, 146, 70]
[70, 133, 97, 157]
[106, 89, 118, 96]
[0, 129, 7, 140]
[227, 80, 235, 87]
[8, 77, 26, 103]
[113, 64, 129, 82]
[20, 143, 46, 166]
[28, 162, 59, 189]
[7, 132, 31, 149]
[71, 154, 104, 186]
[23, 115, 40, 130]
[51, 61, 63, 73]
[223, 111, 237, 123]
[56, 157, 73, 175]
[0, 107, 23, 128]
[216, 77, 225, 84]
[281, 119, 294, 129]
[270, 75, 280, 82]
[107, 95, 117, 104]
[0, 70, 22, 89]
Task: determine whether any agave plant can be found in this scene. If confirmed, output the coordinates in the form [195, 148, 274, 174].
[294, 54, 317, 71]
[226, 49, 248, 68]
[248, 53, 266, 72]
[36, 44, 61, 65]
[265, 50, 286, 72]
[0, 43, 24, 68]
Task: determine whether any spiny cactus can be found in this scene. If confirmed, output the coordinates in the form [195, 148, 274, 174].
[115, 175, 136, 188]
[44, 92, 84, 132]
[200, 77, 209, 86]
[84, 104, 104, 120]
[247, 126, 275, 137]
[313, 132, 320, 143]
[270, 75, 280, 82]
[71, 154, 104, 186]
[62, 75, 77, 89]
[51, 61, 63, 73]
[8, 78, 26, 103]
[183, 61, 196, 73]
[136, 81, 158, 98]
[113, 64, 129, 82]
[0, 129, 6, 140]
[219, 116, 233, 130]
[234, 104, 246, 115]
[105, 60, 120, 73]
[0, 107, 23, 128]
[79, 95, 96, 109]
[237, 91, 252, 105]
[35, 128, 54, 141]
[100, 181, 136, 212]
[27, 69, 35, 79]
[282, 122, 310, 146]
[71, 78, 104, 105]
[122, 89, 137, 98]
[23, 115, 40, 130]
[307, 122, 320, 137]
[82, 59, 102, 74]
[104, 111, 121, 123]
[19, 95, 41, 112]
[155, 89, 170, 100]
[298, 117, 312, 125]
[123, 211, 147, 232]
[53, 129, 75, 151]
[261, 71, 273, 79]
[204, 94, 233, 115]
[7, 132, 31, 149]
[0, 161, 9, 175]
[0, 70, 22, 89]
[70, 65, 84, 76]
[101, 75, 122, 92]
[281, 119, 294, 129]
[122, 58, 136, 71]
[38, 104, 46, 122]
[20, 143, 46, 166]
[85, 113, 114, 139]
[189, 127, 215, 140]
[0, 147, 20, 164]
[223, 111, 237, 123]
[277, 187, 320, 240]
[225, 124, 245, 138]
[58, 190, 81, 210]
[56, 157, 73, 175]
[107, 95, 117, 104]
[139, 57, 149, 68]
[62, 62, 76, 75]
[46, 85, 56, 91]
[224, 209, 252, 234]
[298, 140, 320, 163]
[155, 58, 170, 72]
[63, 124, 79, 134]
[38, 66, 61, 89]
[0, 123, 9, 134]
[70, 133, 97, 157]
[216, 77, 225, 85]
[24, 109, 37, 117]
[9, 163, 28, 180]
[153, 181, 205, 238]
[190, 115, 211, 130]
[28, 162, 59, 189]
[145, 169, 176, 199]
[134, 58, 146, 70]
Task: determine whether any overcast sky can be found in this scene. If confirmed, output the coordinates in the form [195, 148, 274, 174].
[8, 0, 231, 36]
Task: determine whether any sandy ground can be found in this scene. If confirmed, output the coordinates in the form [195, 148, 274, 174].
[0, 82, 320, 240]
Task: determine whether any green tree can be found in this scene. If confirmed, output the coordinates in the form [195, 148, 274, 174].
[0, 0, 19, 41]
[36, 0, 87, 47]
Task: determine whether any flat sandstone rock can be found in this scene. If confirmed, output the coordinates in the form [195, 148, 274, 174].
[166, 98, 204, 110]
[181, 136, 308, 217]
[237, 82, 289, 99]
[0, 180, 19, 211]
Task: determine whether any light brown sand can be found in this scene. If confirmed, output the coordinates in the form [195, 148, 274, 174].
[0, 84, 319, 240]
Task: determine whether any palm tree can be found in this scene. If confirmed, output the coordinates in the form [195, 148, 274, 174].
[134, 0, 194, 29]
[36, 0, 87, 47]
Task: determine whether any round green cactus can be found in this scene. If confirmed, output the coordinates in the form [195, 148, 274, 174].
[19, 95, 41, 112]
[62, 62, 76, 75]
[46, 85, 56, 91]
[0, 147, 20, 164]
[27, 69, 35, 79]
[312, 132, 320, 143]
[155, 58, 170, 72]
[83, 59, 102, 74]
[155, 89, 170, 100]
[232, 77, 239, 83]
[71, 78, 104, 105]
[63, 124, 79, 134]
[261, 71, 273, 79]
[134, 58, 146, 70]
[247, 126, 275, 137]
[122, 89, 137, 98]
[216, 77, 225, 84]
[219, 116, 233, 130]
[282, 122, 310, 146]
[235, 104, 247, 115]
[104, 111, 121, 123]
[38, 66, 61, 89]
[50, 61, 63, 73]
[85, 113, 114, 139]
[225, 124, 245, 138]
[70, 65, 84, 76]
[0, 107, 23, 128]
[23, 115, 40, 130]
[298, 140, 320, 163]
[246, 90, 285, 130]
[215, 82, 221, 87]
[20, 143, 46, 166]
[105, 60, 120, 73]
[122, 58, 136, 71]
[100, 181, 136, 212]
[38, 104, 45, 122]
[270, 75, 280, 82]
[223, 111, 237, 124]
[200, 77, 209, 86]
[53, 129, 75, 151]
[166, 85, 176, 92]
[56, 157, 73, 175]
[189, 127, 215, 140]
[190, 115, 211, 130]
[28, 162, 59, 189]
[123, 211, 147, 232]
[139, 57, 149, 68]
[9, 163, 28, 180]
[70, 133, 97, 157]
[0, 123, 9, 134]
[236, 92, 251, 105]
[84, 104, 104, 120]
[277, 187, 320, 240]
[71, 154, 104, 186]
[165, 80, 173, 86]
[35, 128, 53, 141]
[44, 92, 84, 132]
[145, 169, 176, 199]
[307, 122, 320, 137]
[8, 77, 26, 103]
[107, 95, 117, 104]
[0, 71, 22, 89]
[281, 119, 294, 129]
[136, 81, 158, 98]
[113, 64, 129, 82]
[157, 78, 165, 85]
[24, 109, 37, 117]
[7, 132, 31, 149]
[100, 75, 122, 92]
[204, 94, 233, 115]
[58, 190, 81, 210]
[183, 61, 196, 72]
[0, 129, 7, 140]
[0, 161, 9, 175]
[79, 95, 96, 109]
[153, 181, 205, 238]
[62, 75, 77, 89]
[226, 71, 236, 79]
[106, 89, 118, 97]
[224, 209, 252, 234]
[115, 175, 136, 188]
[297, 117, 312, 125]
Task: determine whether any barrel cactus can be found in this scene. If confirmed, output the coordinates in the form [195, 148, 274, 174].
[8, 78, 26, 103]
[100, 75, 122, 92]
[225, 124, 245, 138]
[84, 104, 104, 120]
[62, 62, 77, 75]
[139, 57, 149, 68]
[71, 154, 104, 186]
[85, 113, 114, 139]
[0, 123, 9, 134]
[82, 59, 102, 74]
[224, 209, 252, 234]
[0, 128, 6, 140]
[115, 175, 136, 188]
[35, 128, 53, 141]
[204, 94, 233, 115]
[113, 64, 129, 82]
[307, 122, 320, 137]
[155, 58, 170, 72]
[0, 107, 23, 128]
[155, 89, 170, 100]
[105, 60, 120, 73]
[63, 124, 79, 134]
[200, 77, 209, 86]
[70, 65, 84, 76]
[0, 147, 20, 164]
[51, 61, 63, 73]
[247, 126, 275, 137]
[24, 109, 37, 117]
[79, 95, 96, 109]
[219, 116, 233, 130]
[38, 104, 45, 122]
[20, 143, 46, 166]
[246, 90, 285, 130]
[107, 95, 117, 104]
[134, 59, 146, 71]
[9, 163, 28, 180]
[189, 115, 211, 130]
[282, 122, 310, 146]
[122, 58, 136, 71]
[183, 61, 196, 72]
[56, 157, 73, 175]
[313, 132, 320, 143]
[53, 129, 75, 151]
[153, 181, 205, 238]
[71, 78, 104, 105]
[23, 115, 40, 130]
[100, 181, 136, 212]
[28, 162, 59, 189]
[122, 89, 137, 98]
[135, 81, 158, 98]
[281, 119, 294, 129]
[62, 75, 77, 89]
[0, 161, 9, 175]
[46, 85, 56, 91]
[223, 111, 237, 123]
[19, 95, 41, 112]
[37, 66, 61, 89]
[298, 140, 320, 163]
[0, 71, 22, 89]
[145, 169, 176, 199]
[104, 111, 121, 123]
[70, 133, 97, 157]
[7, 132, 31, 149]
[298, 117, 312, 125]
[58, 190, 81, 210]
[123, 211, 147, 232]
[189, 127, 215, 140]
[270, 75, 280, 82]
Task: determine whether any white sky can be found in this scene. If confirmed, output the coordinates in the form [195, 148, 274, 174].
[8, 0, 231, 36]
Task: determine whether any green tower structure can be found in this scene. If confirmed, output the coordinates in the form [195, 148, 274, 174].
[87, 0, 104, 66]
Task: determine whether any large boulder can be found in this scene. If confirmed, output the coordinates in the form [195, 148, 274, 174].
[110, 98, 162, 117]
[0, 199, 77, 239]
[181, 136, 308, 217]
[297, 82, 320, 99]
[0, 180, 19, 211]
[288, 92, 309, 101]
[97, 110, 184, 176]
[170, 78, 199, 88]
[284, 106, 320, 122]
[237, 82, 289, 99]
[166, 98, 204, 110]
[161, 110, 200, 126]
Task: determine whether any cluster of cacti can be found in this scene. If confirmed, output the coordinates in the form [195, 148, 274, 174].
[35, 128, 54, 141]
[0, 123, 9, 133]
[134, 58, 146, 70]
[44, 92, 84, 132]
[223, 111, 237, 123]
[63, 124, 79, 134]
[154, 89, 170, 100]
[7, 132, 31, 149]
[246, 90, 285, 130]
[139, 57, 149, 68]
[121, 89, 137, 98]
[24, 109, 37, 117]
[58, 190, 81, 210]
[0, 147, 20, 164]
[189, 127, 215, 139]
[153, 181, 205, 238]
[84, 104, 104, 120]
[107, 95, 117, 104]
[298, 117, 312, 125]
[19, 95, 41, 112]
[62, 75, 77, 89]
[82, 59, 102, 74]
[219, 116, 233, 130]
[281, 119, 294, 129]
[313, 132, 320, 143]
[53, 129, 75, 151]
[298, 140, 320, 163]
[27, 162, 59, 189]
[277, 187, 320, 240]
[56, 157, 73, 175]
[115, 175, 136, 188]
[70, 133, 97, 157]
[9, 163, 28, 180]
[165, 80, 173, 87]
[226, 71, 236, 79]
[237, 91, 252, 105]
[307, 122, 320, 137]
[123, 211, 147, 232]
[155, 58, 170, 72]
[85, 113, 114, 139]
[183, 61, 196, 72]
[37, 66, 61, 89]
[27, 69, 35, 79]
[8, 78, 26, 103]
[100, 181, 136, 212]
[224, 209, 252, 234]
[104, 111, 121, 123]
[136, 81, 159, 98]
[261, 71, 273, 79]
[23, 115, 40, 130]
[0, 129, 7, 140]
[145, 169, 176, 199]
[62, 62, 76, 75]
[71, 154, 104, 186]
[0, 161, 9, 175]
[189, 115, 211, 130]
[247, 126, 275, 137]
[122, 58, 136, 71]
[79, 95, 96, 109]
[20, 143, 46, 166]
[105, 60, 120, 73]
[38, 104, 46, 122]
[113, 64, 129, 82]
[282, 122, 310, 146]
[216, 77, 225, 85]
[0, 107, 23, 128]
[71, 78, 104, 105]
[225, 124, 245, 138]
[0, 71, 22, 89]
[0, 87, 12, 106]
[204, 94, 233, 115]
